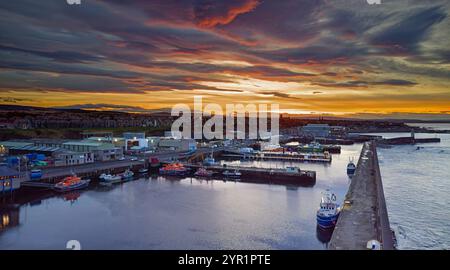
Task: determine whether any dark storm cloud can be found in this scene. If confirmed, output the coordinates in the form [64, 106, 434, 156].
[257, 91, 302, 100]
[0, 45, 101, 63]
[0, 70, 144, 93]
[313, 79, 417, 88]
[53, 103, 157, 113]
[369, 6, 447, 54]
[251, 44, 368, 64]
[217, 0, 326, 43]
[374, 79, 418, 86]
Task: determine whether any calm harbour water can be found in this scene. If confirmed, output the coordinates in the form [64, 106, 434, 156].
[1, 128, 449, 250]
[0, 144, 361, 250]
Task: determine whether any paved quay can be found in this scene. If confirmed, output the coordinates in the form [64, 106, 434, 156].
[329, 141, 394, 250]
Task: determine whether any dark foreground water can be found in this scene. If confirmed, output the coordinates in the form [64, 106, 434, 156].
[0, 144, 361, 250]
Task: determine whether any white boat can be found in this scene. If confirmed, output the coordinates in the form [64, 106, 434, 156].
[285, 166, 300, 174]
[223, 170, 241, 179]
[99, 173, 122, 183]
[194, 168, 214, 177]
[138, 168, 148, 174]
[119, 169, 134, 180]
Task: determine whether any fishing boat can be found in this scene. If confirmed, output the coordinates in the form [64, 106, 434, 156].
[203, 156, 216, 166]
[99, 173, 122, 183]
[194, 167, 214, 177]
[298, 142, 323, 153]
[222, 170, 241, 179]
[138, 168, 148, 174]
[316, 190, 340, 228]
[203, 149, 216, 166]
[150, 157, 160, 168]
[159, 163, 189, 176]
[30, 169, 42, 180]
[347, 159, 356, 175]
[54, 175, 90, 193]
[119, 169, 134, 180]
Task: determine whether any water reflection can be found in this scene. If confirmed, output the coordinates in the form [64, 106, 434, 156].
[316, 225, 334, 248]
[61, 192, 81, 204]
[0, 206, 20, 233]
[0, 144, 364, 249]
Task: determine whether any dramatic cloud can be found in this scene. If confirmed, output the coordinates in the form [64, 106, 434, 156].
[313, 79, 417, 88]
[0, 0, 449, 116]
[53, 103, 159, 113]
[194, 0, 260, 28]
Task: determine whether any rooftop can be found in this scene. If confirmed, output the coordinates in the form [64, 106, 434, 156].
[0, 164, 20, 177]
[63, 141, 104, 147]
[304, 124, 330, 127]
[0, 141, 34, 148]
[9, 145, 62, 152]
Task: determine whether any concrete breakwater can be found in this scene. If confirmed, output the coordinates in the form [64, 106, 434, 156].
[183, 163, 316, 186]
[329, 141, 395, 250]
[380, 136, 440, 145]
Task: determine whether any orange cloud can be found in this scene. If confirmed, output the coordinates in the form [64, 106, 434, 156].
[195, 0, 260, 28]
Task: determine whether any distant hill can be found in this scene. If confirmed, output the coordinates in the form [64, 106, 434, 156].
[1, 104, 449, 123]
[0, 104, 172, 116]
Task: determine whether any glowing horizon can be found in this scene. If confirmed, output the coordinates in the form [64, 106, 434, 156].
[0, 1, 449, 119]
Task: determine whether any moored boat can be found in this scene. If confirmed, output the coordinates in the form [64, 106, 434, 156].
[54, 175, 90, 193]
[138, 168, 148, 174]
[119, 169, 134, 180]
[298, 142, 323, 153]
[222, 170, 241, 179]
[316, 190, 340, 228]
[203, 156, 216, 166]
[159, 163, 189, 176]
[347, 160, 356, 175]
[203, 149, 217, 166]
[150, 157, 160, 168]
[194, 168, 214, 177]
[30, 169, 42, 180]
[99, 173, 122, 183]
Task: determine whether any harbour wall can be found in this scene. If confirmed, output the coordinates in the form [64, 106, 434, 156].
[329, 141, 395, 250]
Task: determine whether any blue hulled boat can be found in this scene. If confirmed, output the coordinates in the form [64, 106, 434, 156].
[316, 190, 340, 228]
[347, 160, 356, 175]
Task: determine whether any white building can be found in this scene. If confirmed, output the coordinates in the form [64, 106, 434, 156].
[158, 139, 197, 152]
[123, 132, 147, 151]
[62, 141, 123, 161]
[53, 151, 94, 167]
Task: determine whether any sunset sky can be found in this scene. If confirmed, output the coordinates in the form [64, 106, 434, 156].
[0, 0, 449, 118]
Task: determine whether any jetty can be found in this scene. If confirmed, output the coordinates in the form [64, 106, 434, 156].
[221, 151, 332, 163]
[183, 163, 316, 186]
[329, 141, 395, 250]
[380, 136, 440, 145]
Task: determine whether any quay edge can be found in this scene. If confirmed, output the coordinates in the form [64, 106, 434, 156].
[329, 141, 395, 250]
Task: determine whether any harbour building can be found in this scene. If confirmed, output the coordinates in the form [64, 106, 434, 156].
[300, 124, 331, 138]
